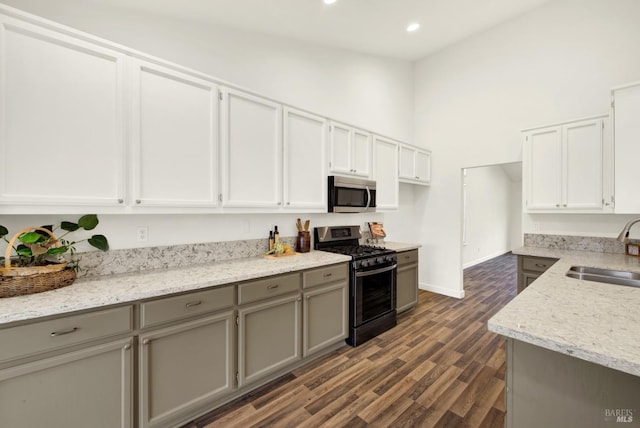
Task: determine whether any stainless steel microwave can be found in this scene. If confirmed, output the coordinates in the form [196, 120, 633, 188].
[328, 176, 376, 213]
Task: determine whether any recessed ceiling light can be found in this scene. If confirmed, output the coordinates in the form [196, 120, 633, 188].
[324, 0, 337, 4]
[406, 23, 420, 32]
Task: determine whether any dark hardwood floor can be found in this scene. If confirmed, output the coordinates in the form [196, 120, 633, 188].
[186, 252, 517, 428]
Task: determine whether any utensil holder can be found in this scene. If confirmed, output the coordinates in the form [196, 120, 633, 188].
[296, 231, 310, 253]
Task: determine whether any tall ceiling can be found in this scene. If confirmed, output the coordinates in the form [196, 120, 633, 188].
[84, 0, 554, 61]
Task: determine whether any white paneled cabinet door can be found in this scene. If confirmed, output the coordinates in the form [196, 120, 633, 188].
[415, 150, 432, 184]
[613, 82, 640, 213]
[563, 119, 603, 209]
[0, 16, 125, 207]
[131, 60, 218, 207]
[220, 88, 282, 208]
[525, 127, 562, 210]
[283, 108, 327, 210]
[329, 122, 352, 174]
[398, 146, 415, 179]
[352, 129, 371, 177]
[373, 136, 399, 210]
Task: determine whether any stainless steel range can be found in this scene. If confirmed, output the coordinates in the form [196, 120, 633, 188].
[314, 225, 397, 346]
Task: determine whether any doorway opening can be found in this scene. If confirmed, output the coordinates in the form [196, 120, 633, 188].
[461, 162, 522, 272]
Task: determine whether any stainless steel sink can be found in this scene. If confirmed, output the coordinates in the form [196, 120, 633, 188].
[566, 266, 640, 288]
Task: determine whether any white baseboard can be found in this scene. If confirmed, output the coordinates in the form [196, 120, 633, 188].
[419, 282, 465, 299]
[463, 249, 509, 269]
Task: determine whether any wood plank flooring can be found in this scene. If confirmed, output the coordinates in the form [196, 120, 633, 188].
[185, 252, 517, 428]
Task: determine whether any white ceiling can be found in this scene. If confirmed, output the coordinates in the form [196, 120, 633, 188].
[85, 0, 554, 61]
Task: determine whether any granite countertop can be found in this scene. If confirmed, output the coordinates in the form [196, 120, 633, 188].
[382, 242, 421, 252]
[0, 250, 351, 326]
[489, 246, 640, 377]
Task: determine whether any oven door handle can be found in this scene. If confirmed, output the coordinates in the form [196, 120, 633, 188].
[355, 263, 397, 277]
[365, 186, 371, 210]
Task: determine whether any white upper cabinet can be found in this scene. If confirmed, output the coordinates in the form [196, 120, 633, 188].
[0, 15, 126, 207]
[523, 115, 609, 212]
[329, 122, 371, 178]
[373, 136, 399, 210]
[283, 108, 327, 210]
[220, 88, 282, 208]
[612, 82, 640, 214]
[130, 59, 219, 207]
[399, 145, 431, 185]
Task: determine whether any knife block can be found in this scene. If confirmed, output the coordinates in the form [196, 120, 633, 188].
[296, 231, 310, 253]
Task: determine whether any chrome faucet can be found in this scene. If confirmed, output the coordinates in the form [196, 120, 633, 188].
[617, 218, 640, 243]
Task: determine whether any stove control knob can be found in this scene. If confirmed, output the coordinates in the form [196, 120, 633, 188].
[376, 257, 384, 264]
[386, 256, 395, 262]
[360, 261, 369, 268]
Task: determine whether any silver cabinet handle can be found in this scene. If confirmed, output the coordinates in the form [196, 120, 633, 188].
[117, 198, 124, 204]
[555, 204, 560, 207]
[136, 199, 141, 204]
[50, 327, 78, 337]
[323, 273, 333, 278]
[123, 344, 131, 351]
[534, 263, 547, 268]
[185, 300, 202, 308]
[267, 284, 279, 290]
[143, 339, 150, 345]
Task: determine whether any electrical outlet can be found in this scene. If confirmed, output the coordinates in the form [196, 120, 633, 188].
[137, 226, 149, 242]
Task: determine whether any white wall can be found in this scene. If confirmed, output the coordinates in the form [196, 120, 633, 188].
[413, 0, 640, 297]
[462, 165, 515, 268]
[0, 0, 414, 251]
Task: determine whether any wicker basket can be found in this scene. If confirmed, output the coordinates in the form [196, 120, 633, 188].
[0, 227, 76, 298]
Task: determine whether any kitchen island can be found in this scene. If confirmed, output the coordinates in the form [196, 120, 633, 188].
[488, 247, 640, 428]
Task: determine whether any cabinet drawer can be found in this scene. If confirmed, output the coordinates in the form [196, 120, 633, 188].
[521, 256, 557, 273]
[397, 250, 418, 266]
[303, 264, 348, 289]
[0, 306, 132, 363]
[140, 286, 235, 329]
[238, 273, 300, 305]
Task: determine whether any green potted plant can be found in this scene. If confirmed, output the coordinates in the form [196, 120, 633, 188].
[0, 214, 109, 297]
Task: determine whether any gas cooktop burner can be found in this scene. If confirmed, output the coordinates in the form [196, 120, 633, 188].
[322, 245, 390, 258]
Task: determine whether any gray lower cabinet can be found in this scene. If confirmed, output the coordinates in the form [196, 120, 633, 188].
[138, 286, 235, 428]
[0, 306, 134, 428]
[396, 249, 419, 313]
[302, 264, 349, 357]
[506, 339, 640, 428]
[516, 255, 558, 293]
[238, 293, 302, 387]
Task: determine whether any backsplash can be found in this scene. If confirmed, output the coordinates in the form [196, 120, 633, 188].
[524, 234, 625, 254]
[74, 236, 296, 278]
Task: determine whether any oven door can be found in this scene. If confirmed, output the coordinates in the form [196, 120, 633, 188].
[353, 262, 397, 327]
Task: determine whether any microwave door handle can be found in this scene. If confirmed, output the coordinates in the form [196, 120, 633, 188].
[365, 186, 371, 209]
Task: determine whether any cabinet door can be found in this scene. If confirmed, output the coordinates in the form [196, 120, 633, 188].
[238, 294, 301, 387]
[414, 150, 432, 184]
[352, 129, 371, 177]
[563, 119, 603, 209]
[373, 136, 399, 210]
[398, 146, 415, 179]
[131, 60, 219, 207]
[329, 122, 352, 174]
[397, 263, 418, 313]
[613, 83, 640, 213]
[525, 127, 562, 209]
[0, 16, 125, 206]
[302, 282, 348, 357]
[220, 88, 282, 208]
[0, 338, 133, 428]
[139, 311, 234, 428]
[283, 108, 327, 210]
